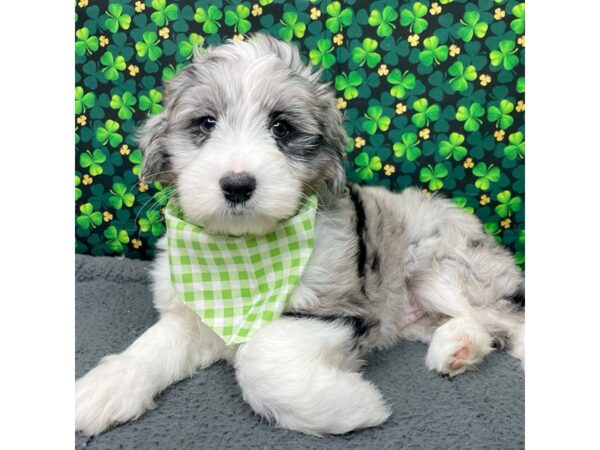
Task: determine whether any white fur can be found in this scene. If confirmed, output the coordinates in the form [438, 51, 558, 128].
[426, 317, 494, 377]
[235, 317, 391, 435]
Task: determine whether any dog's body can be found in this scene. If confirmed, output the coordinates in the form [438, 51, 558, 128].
[76, 35, 524, 436]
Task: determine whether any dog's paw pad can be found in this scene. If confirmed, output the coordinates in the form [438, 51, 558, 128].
[447, 346, 471, 371]
[452, 346, 470, 360]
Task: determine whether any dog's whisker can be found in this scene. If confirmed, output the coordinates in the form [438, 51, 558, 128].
[130, 170, 177, 190]
[133, 185, 178, 234]
[297, 180, 326, 206]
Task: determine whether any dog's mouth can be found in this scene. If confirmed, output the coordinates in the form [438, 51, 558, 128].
[228, 202, 251, 216]
[194, 200, 284, 236]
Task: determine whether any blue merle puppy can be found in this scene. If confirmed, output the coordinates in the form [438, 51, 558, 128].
[76, 34, 524, 436]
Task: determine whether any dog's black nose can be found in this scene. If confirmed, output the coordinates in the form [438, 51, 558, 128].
[219, 172, 256, 204]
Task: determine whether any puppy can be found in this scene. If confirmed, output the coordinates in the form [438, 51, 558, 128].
[76, 34, 524, 436]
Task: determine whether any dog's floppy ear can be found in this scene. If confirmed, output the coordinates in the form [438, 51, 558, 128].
[315, 85, 348, 197]
[137, 113, 171, 184]
[137, 61, 201, 184]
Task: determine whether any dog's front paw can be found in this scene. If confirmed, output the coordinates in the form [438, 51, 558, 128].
[426, 318, 493, 377]
[75, 355, 155, 435]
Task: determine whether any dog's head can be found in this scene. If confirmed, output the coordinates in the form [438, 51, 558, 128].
[138, 34, 347, 235]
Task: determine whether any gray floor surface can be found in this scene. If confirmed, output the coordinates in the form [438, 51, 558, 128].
[75, 254, 524, 449]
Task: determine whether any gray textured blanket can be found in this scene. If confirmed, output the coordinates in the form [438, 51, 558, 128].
[75, 255, 524, 449]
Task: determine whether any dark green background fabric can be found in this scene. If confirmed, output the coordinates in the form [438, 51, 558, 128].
[75, 0, 525, 267]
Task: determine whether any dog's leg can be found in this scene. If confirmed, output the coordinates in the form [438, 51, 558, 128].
[423, 307, 525, 376]
[234, 317, 391, 435]
[408, 274, 493, 376]
[75, 303, 229, 435]
[409, 257, 524, 375]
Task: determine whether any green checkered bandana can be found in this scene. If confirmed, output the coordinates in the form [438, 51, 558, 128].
[165, 196, 318, 346]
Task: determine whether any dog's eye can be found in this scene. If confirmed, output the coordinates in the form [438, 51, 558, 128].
[198, 116, 217, 133]
[271, 120, 291, 139]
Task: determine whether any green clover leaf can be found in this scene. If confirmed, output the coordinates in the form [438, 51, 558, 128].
[455, 102, 485, 132]
[517, 76, 525, 94]
[80, 149, 107, 176]
[472, 162, 501, 190]
[129, 149, 143, 176]
[411, 98, 441, 128]
[75, 86, 96, 115]
[139, 210, 166, 237]
[225, 4, 251, 34]
[419, 163, 448, 191]
[453, 197, 474, 214]
[162, 63, 186, 81]
[194, 5, 222, 34]
[400, 2, 428, 34]
[393, 132, 421, 161]
[104, 226, 130, 252]
[77, 203, 103, 230]
[484, 222, 502, 244]
[344, 136, 354, 154]
[487, 99, 515, 129]
[387, 69, 416, 99]
[100, 51, 126, 81]
[354, 152, 382, 181]
[518, 229, 525, 247]
[448, 61, 477, 92]
[352, 38, 381, 68]
[418, 36, 448, 66]
[139, 89, 164, 115]
[105, 3, 131, 33]
[511, 3, 525, 35]
[96, 119, 123, 147]
[504, 131, 525, 160]
[110, 92, 137, 120]
[439, 132, 467, 161]
[309, 38, 336, 69]
[495, 190, 522, 218]
[109, 182, 135, 209]
[457, 11, 488, 42]
[368, 6, 398, 38]
[75, 27, 99, 56]
[152, 181, 173, 205]
[279, 11, 306, 42]
[179, 33, 204, 60]
[135, 31, 162, 62]
[335, 71, 363, 100]
[75, 176, 82, 201]
[150, 0, 178, 27]
[363, 105, 391, 135]
[490, 40, 519, 70]
[514, 251, 524, 266]
[326, 1, 353, 33]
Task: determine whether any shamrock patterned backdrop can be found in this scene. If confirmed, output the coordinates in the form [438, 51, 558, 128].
[75, 0, 525, 267]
